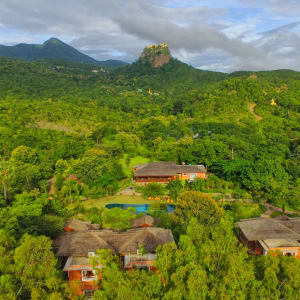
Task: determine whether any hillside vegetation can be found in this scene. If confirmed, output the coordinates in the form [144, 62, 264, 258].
[0, 55, 299, 299]
[0, 38, 128, 68]
[0, 56, 299, 204]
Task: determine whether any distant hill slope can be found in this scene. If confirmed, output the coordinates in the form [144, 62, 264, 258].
[0, 38, 128, 68]
[110, 57, 227, 91]
[108, 44, 227, 91]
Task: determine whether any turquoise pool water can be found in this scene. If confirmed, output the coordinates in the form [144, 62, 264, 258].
[105, 203, 175, 214]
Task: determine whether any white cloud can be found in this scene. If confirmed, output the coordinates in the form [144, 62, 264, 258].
[0, 0, 299, 71]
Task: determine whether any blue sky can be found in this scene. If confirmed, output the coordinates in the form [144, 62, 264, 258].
[0, 0, 299, 72]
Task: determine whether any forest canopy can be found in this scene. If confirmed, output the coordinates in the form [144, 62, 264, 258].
[0, 56, 299, 299]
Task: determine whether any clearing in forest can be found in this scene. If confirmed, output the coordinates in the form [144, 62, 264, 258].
[36, 120, 72, 132]
[249, 103, 263, 121]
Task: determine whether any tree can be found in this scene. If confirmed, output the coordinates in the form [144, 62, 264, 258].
[154, 218, 257, 300]
[278, 254, 300, 299]
[13, 163, 42, 192]
[14, 234, 67, 299]
[166, 178, 184, 200]
[102, 207, 137, 231]
[173, 191, 224, 228]
[61, 180, 81, 203]
[93, 249, 163, 300]
[10, 145, 38, 165]
[0, 160, 14, 202]
[0, 274, 16, 299]
[142, 182, 166, 198]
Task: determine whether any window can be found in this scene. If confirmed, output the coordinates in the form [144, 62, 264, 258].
[82, 270, 97, 281]
[189, 173, 197, 182]
[88, 252, 96, 257]
[283, 251, 297, 257]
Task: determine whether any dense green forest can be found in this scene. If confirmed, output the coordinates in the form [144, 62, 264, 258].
[0, 54, 299, 299]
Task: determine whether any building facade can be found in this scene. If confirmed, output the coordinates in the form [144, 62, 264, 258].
[133, 162, 207, 184]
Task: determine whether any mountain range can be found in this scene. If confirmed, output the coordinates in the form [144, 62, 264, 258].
[0, 38, 128, 68]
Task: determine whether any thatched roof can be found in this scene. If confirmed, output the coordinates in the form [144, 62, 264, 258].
[260, 239, 300, 250]
[238, 217, 300, 241]
[279, 218, 300, 234]
[56, 231, 115, 256]
[130, 215, 155, 228]
[63, 256, 104, 271]
[134, 162, 206, 177]
[55, 227, 174, 257]
[64, 219, 100, 232]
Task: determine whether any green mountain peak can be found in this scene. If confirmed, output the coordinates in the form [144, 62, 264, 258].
[0, 38, 127, 67]
[43, 37, 64, 46]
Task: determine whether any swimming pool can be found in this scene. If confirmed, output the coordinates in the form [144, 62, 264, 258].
[105, 203, 175, 214]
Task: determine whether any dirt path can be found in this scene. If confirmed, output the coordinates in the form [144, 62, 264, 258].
[263, 203, 295, 216]
[48, 177, 55, 194]
[249, 103, 263, 121]
[218, 195, 296, 218]
[116, 187, 142, 196]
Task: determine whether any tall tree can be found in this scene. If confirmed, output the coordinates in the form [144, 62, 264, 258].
[14, 234, 67, 299]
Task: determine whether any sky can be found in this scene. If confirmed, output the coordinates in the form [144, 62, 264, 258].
[0, 0, 300, 72]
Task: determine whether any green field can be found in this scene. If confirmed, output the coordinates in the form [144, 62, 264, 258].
[119, 155, 151, 177]
[83, 195, 151, 209]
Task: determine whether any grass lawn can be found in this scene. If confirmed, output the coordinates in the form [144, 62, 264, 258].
[83, 195, 151, 209]
[119, 155, 151, 177]
[223, 200, 263, 220]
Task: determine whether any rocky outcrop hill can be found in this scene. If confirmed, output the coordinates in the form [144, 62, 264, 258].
[141, 43, 171, 67]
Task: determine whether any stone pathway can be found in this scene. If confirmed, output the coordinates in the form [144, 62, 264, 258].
[116, 187, 142, 196]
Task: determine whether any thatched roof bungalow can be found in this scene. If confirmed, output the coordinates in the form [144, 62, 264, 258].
[54, 219, 174, 297]
[133, 161, 207, 184]
[238, 217, 300, 257]
[55, 227, 174, 257]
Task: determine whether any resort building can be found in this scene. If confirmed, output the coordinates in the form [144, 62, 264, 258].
[64, 219, 100, 232]
[133, 161, 207, 184]
[238, 216, 300, 258]
[130, 215, 155, 228]
[54, 218, 174, 297]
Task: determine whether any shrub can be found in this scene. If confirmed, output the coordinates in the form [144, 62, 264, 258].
[102, 207, 136, 231]
[86, 207, 103, 224]
[270, 211, 282, 218]
[142, 183, 166, 198]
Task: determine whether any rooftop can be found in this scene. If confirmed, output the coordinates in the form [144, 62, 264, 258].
[55, 227, 174, 257]
[134, 162, 207, 177]
[63, 256, 103, 271]
[238, 217, 300, 241]
[64, 219, 100, 232]
[260, 239, 300, 250]
[130, 215, 155, 228]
